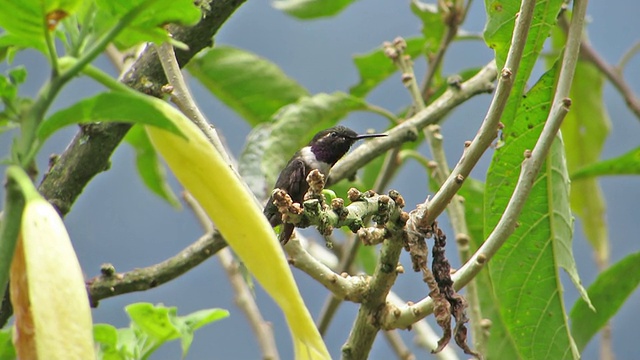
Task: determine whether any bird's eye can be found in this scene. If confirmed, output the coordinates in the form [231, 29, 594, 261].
[330, 132, 338, 137]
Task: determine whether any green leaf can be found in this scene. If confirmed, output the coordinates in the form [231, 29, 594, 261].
[125, 125, 181, 208]
[238, 124, 272, 200]
[355, 245, 377, 275]
[272, 0, 356, 19]
[188, 46, 309, 126]
[38, 91, 185, 141]
[0, 0, 82, 56]
[94, 324, 125, 360]
[94, 324, 119, 348]
[169, 308, 229, 358]
[123, 303, 228, 359]
[570, 251, 640, 351]
[485, 66, 587, 360]
[460, 178, 520, 359]
[261, 92, 370, 187]
[92, 0, 201, 50]
[0, 328, 16, 360]
[410, 0, 446, 56]
[552, 25, 612, 260]
[571, 146, 640, 179]
[483, 0, 564, 129]
[350, 36, 427, 97]
[126, 303, 181, 342]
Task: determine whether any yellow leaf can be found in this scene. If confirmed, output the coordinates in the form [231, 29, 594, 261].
[146, 116, 329, 359]
[10, 198, 95, 359]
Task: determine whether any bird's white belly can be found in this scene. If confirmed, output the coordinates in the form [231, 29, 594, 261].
[300, 147, 331, 177]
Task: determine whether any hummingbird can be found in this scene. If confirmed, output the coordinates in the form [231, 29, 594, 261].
[264, 125, 387, 244]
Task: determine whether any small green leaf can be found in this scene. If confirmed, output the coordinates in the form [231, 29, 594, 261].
[38, 91, 184, 141]
[571, 146, 640, 179]
[570, 251, 640, 351]
[126, 303, 181, 341]
[169, 308, 229, 358]
[94, 324, 119, 348]
[188, 46, 308, 126]
[261, 92, 370, 187]
[125, 125, 181, 208]
[350, 37, 427, 97]
[7, 66, 27, 84]
[272, 0, 356, 19]
[92, 0, 201, 50]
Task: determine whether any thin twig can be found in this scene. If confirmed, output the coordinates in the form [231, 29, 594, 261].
[87, 232, 227, 303]
[559, 15, 640, 121]
[386, 292, 459, 360]
[421, 1, 466, 102]
[285, 239, 369, 302]
[383, 330, 415, 360]
[618, 40, 640, 71]
[154, 42, 234, 163]
[316, 236, 361, 335]
[329, 61, 497, 186]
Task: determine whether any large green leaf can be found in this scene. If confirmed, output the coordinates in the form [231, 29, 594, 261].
[570, 251, 640, 351]
[0, 0, 82, 55]
[459, 178, 520, 359]
[571, 146, 640, 179]
[483, 0, 564, 130]
[188, 46, 308, 127]
[484, 67, 587, 360]
[38, 91, 184, 141]
[124, 125, 181, 208]
[350, 36, 427, 97]
[92, 0, 201, 50]
[272, 0, 356, 19]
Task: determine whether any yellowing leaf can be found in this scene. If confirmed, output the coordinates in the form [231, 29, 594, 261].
[146, 114, 330, 359]
[10, 198, 95, 359]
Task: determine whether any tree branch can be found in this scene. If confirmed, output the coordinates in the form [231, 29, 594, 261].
[328, 61, 497, 186]
[87, 231, 227, 303]
[559, 15, 640, 122]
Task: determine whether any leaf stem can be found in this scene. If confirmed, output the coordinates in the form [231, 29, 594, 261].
[45, 29, 60, 76]
[154, 41, 234, 165]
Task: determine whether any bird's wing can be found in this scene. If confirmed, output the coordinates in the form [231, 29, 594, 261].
[283, 158, 307, 204]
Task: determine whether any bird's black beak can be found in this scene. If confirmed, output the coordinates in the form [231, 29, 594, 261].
[353, 132, 387, 140]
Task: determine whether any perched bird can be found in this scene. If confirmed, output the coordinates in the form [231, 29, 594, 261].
[264, 125, 387, 243]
